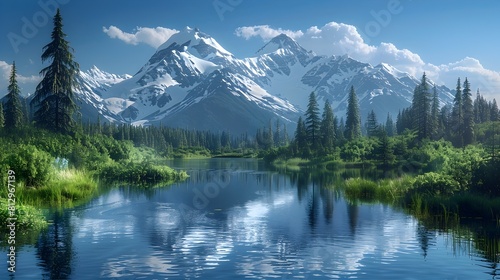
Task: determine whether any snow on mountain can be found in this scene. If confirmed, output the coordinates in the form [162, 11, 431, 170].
[156, 26, 233, 62]
[74, 28, 455, 132]
[73, 66, 131, 121]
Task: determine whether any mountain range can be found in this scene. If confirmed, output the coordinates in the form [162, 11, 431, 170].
[73, 27, 455, 134]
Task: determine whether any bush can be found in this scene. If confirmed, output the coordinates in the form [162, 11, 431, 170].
[471, 158, 500, 197]
[442, 145, 486, 190]
[5, 144, 54, 187]
[409, 172, 460, 197]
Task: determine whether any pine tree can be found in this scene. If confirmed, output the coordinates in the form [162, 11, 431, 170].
[305, 92, 321, 149]
[430, 85, 440, 139]
[440, 104, 452, 139]
[411, 73, 432, 140]
[267, 120, 274, 149]
[462, 78, 474, 145]
[365, 109, 378, 137]
[375, 130, 394, 168]
[274, 118, 281, 146]
[30, 9, 79, 134]
[451, 78, 463, 147]
[490, 99, 499, 121]
[320, 100, 336, 151]
[345, 86, 361, 140]
[474, 89, 481, 123]
[336, 117, 346, 145]
[283, 123, 289, 146]
[5, 62, 24, 129]
[294, 116, 307, 155]
[385, 113, 395, 137]
[475, 90, 490, 123]
[0, 103, 4, 128]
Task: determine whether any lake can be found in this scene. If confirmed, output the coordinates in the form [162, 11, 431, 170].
[1, 158, 499, 279]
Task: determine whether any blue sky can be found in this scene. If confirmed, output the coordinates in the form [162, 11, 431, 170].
[1, 0, 500, 99]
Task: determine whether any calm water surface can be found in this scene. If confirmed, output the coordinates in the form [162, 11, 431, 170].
[1, 158, 499, 279]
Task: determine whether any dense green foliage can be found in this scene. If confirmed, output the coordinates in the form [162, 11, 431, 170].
[264, 74, 499, 222]
[0, 198, 46, 231]
[5, 144, 53, 187]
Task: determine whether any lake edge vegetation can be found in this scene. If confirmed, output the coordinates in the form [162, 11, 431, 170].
[262, 74, 499, 222]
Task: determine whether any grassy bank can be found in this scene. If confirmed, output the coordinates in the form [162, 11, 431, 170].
[100, 161, 188, 186]
[0, 128, 190, 233]
[342, 174, 500, 223]
[15, 169, 98, 207]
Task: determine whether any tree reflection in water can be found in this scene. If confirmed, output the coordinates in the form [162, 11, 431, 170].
[36, 210, 74, 279]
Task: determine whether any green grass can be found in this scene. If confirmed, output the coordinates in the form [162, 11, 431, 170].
[0, 198, 47, 233]
[343, 176, 413, 203]
[99, 161, 188, 187]
[14, 169, 98, 207]
[343, 173, 500, 223]
[273, 158, 310, 171]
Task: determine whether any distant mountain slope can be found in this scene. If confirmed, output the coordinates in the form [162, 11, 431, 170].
[74, 27, 454, 133]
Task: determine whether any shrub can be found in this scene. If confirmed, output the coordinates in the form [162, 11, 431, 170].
[5, 144, 54, 187]
[442, 146, 486, 191]
[409, 172, 460, 197]
[471, 158, 500, 197]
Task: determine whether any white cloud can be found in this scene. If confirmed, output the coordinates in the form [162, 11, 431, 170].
[235, 25, 303, 41]
[435, 57, 500, 100]
[103, 26, 178, 48]
[0, 61, 40, 96]
[235, 22, 500, 100]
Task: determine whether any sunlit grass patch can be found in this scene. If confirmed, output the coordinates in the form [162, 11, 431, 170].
[344, 176, 413, 203]
[15, 169, 97, 207]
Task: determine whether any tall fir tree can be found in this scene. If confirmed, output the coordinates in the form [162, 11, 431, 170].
[344, 86, 361, 140]
[267, 119, 274, 148]
[320, 100, 336, 151]
[274, 118, 281, 146]
[474, 89, 481, 123]
[385, 113, 395, 137]
[282, 123, 289, 146]
[490, 99, 499, 121]
[30, 9, 79, 134]
[365, 109, 378, 137]
[305, 92, 321, 149]
[336, 117, 346, 145]
[462, 78, 474, 145]
[411, 73, 431, 140]
[294, 116, 307, 154]
[474, 89, 490, 123]
[430, 85, 440, 139]
[451, 78, 463, 147]
[5, 62, 24, 129]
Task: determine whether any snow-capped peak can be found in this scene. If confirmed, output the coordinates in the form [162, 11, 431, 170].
[156, 26, 233, 59]
[256, 33, 308, 56]
[79, 66, 130, 86]
[375, 62, 409, 79]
